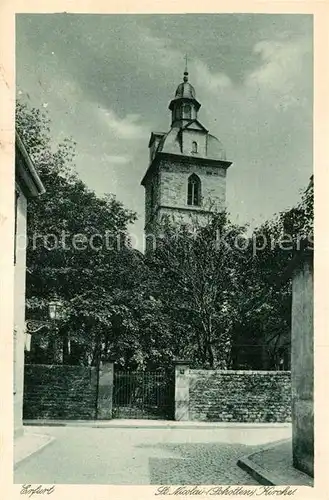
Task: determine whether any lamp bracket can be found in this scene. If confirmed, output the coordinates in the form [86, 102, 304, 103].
[25, 320, 51, 334]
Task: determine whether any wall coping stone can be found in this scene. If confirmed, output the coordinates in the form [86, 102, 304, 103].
[25, 364, 94, 368]
[190, 370, 291, 375]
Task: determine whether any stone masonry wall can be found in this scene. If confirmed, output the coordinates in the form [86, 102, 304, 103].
[189, 370, 291, 423]
[159, 158, 227, 212]
[143, 155, 227, 252]
[23, 365, 97, 420]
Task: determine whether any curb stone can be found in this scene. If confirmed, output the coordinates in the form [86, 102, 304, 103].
[237, 439, 313, 487]
[237, 455, 281, 485]
[14, 434, 56, 470]
[23, 420, 292, 430]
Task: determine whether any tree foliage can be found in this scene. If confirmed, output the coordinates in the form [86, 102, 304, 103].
[17, 101, 313, 370]
[17, 101, 141, 366]
[147, 213, 249, 368]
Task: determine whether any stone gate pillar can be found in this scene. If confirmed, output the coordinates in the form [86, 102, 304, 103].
[174, 360, 190, 421]
[97, 361, 114, 419]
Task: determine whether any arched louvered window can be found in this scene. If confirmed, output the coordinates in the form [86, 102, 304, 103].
[174, 106, 181, 121]
[150, 183, 155, 209]
[187, 174, 201, 206]
[183, 104, 192, 119]
[192, 141, 198, 153]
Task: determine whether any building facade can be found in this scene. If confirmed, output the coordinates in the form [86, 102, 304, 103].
[141, 69, 232, 250]
[14, 132, 45, 437]
[291, 249, 313, 477]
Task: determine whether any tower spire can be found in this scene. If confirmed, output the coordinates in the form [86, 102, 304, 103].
[184, 54, 188, 82]
[169, 60, 201, 126]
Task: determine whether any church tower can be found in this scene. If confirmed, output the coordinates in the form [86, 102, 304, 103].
[141, 66, 232, 250]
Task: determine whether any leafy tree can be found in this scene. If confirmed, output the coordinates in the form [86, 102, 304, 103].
[147, 212, 250, 369]
[231, 178, 313, 369]
[18, 100, 313, 372]
[145, 176, 313, 370]
[17, 101, 139, 365]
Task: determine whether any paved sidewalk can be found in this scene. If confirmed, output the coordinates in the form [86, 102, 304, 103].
[14, 431, 55, 468]
[237, 439, 313, 486]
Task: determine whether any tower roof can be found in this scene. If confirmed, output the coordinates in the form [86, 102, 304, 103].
[175, 69, 196, 99]
[174, 64, 196, 99]
[174, 81, 196, 99]
[169, 68, 200, 111]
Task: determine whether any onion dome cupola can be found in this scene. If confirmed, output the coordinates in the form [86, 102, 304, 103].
[169, 66, 201, 127]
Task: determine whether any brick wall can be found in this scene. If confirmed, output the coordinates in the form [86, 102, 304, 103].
[189, 370, 291, 423]
[23, 365, 97, 420]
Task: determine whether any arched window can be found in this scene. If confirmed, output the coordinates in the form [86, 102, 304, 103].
[150, 183, 155, 209]
[192, 141, 198, 154]
[174, 106, 181, 121]
[187, 174, 201, 206]
[183, 104, 192, 119]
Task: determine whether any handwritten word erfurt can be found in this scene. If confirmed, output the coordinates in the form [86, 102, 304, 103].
[20, 485, 55, 497]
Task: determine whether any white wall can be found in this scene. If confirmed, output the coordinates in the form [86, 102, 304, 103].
[14, 185, 28, 436]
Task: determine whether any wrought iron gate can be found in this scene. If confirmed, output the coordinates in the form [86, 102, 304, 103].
[113, 370, 174, 419]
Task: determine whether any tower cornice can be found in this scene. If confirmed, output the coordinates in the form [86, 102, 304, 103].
[169, 96, 201, 112]
[141, 151, 232, 187]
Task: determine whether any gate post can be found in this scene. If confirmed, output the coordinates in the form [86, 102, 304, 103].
[174, 360, 190, 421]
[97, 361, 114, 419]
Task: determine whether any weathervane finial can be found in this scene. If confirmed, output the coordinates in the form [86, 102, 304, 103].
[184, 54, 188, 82]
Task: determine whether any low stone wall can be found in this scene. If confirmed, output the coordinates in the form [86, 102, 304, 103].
[23, 365, 292, 423]
[189, 370, 291, 423]
[23, 364, 97, 420]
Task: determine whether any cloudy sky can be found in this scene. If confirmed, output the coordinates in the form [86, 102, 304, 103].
[16, 14, 313, 247]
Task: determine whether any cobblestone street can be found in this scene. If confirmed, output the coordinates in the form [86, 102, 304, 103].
[14, 424, 291, 485]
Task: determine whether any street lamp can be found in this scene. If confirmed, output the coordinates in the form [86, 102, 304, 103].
[25, 298, 64, 360]
[48, 298, 63, 321]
